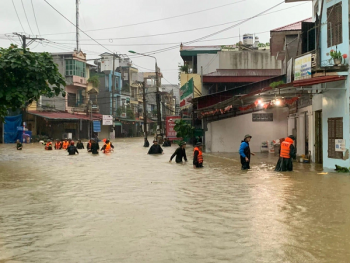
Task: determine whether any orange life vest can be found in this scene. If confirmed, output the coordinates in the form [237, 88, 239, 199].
[62, 141, 69, 149]
[280, 138, 293, 158]
[55, 142, 61, 149]
[87, 142, 91, 149]
[194, 147, 203, 164]
[45, 142, 52, 150]
[104, 143, 111, 153]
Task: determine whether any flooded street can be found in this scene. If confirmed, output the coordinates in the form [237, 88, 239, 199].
[1, 138, 350, 263]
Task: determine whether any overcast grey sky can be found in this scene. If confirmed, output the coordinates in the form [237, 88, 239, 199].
[0, 0, 312, 84]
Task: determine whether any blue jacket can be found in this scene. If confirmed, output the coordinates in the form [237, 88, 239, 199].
[239, 141, 249, 158]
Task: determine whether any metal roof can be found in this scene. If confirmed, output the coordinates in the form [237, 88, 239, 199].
[271, 18, 313, 32]
[28, 111, 102, 120]
[204, 69, 281, 77]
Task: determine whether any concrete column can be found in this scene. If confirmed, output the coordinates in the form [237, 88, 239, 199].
[287, 116, 295, 136]
[297, 113, 306, 155]
[308, 110, 315, 162]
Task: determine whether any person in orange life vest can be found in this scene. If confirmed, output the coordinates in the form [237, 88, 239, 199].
[62, 138, 69, 150]
[54, 139, 62, 150]
[239, 134, 255, 170]
[45, 139, 53, 150]
[87, 139, 92, 152]
[193, 142, 204, 168]
[275, 135, 296, 172]
[101, 139, 114, 153]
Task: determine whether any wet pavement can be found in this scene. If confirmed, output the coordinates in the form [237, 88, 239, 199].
[0, 138, 350, 263]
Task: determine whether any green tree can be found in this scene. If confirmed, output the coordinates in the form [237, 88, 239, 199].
[0, 44, 66, 120]
[88, 75, 100, 88]
[174, 119, 194, 140]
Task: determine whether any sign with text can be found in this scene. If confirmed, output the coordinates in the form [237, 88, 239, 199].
[335, 139, 345, 152]
[294, 54, 312, 81]
[102, 115, 113, 125]
[166, 116, 182, 140]
[180, 78, 193, 109]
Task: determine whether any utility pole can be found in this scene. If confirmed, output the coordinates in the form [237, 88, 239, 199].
[76, 0, 79, 51]
[13, 33, 44, 50]
[155, 62, 162, 140]
[111, 54, 116, 118]
[142, 81, 148, 147]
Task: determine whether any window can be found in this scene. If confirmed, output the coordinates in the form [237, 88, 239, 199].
[328, 117, 343, 159]
[327, 2, 342, 47]
[65, 59, 86, 77]
[67, 93, 77, 107]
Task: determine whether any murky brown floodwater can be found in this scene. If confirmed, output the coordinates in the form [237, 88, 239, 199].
[0, 138, 350, 263]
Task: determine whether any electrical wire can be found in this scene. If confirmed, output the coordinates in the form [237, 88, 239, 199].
[40, 0, 247, 36]
[31, 0, 41, 36]
[48, 3, 307, 42]
[21, 0, 34, 35]
[43, 0, 115, 54]
[11, 0, 26, 33]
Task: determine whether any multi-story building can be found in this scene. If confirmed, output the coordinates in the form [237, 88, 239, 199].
[26, 50, 102, 140]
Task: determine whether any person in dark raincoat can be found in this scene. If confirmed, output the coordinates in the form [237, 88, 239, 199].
[67, 141, 79, 155]
[239, 134, 255, 170]
[275, 135, 296, 171]
[90, 139, 100, 155]
[144, 138, 150, 147]
[148, 140, 164, 154]
[76, 140, 84, 149]
[162, 138, 171, 147]
[169, 142, 187, 163]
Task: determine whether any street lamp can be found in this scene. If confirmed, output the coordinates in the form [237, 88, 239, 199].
[129, 50, 162, 142]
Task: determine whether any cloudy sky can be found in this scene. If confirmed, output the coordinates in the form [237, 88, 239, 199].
[0, 0, 312, 84]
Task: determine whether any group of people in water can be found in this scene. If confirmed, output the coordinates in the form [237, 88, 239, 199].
[239, 134, 296, 171]
[146, 138, 204, 169]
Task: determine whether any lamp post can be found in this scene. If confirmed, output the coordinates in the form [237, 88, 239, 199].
[129, 50, 162, 142]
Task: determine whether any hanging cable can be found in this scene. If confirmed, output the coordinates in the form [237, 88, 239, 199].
[31, 0, 41, 36]
[11, 0, 26, 33]
[21, 0, 34, 35]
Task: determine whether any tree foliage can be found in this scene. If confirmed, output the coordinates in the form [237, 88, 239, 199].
[0, 44, 66, 120]
[174, 119, 194, 140]
[88, 75, 100, 88]
[116, 105, 135, 119]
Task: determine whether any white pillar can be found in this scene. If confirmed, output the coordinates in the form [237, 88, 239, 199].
[297, 113, 306, 155]
[287, 116, 295, 136]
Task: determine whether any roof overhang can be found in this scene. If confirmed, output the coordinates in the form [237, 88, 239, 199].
[293, 75, 346, 87]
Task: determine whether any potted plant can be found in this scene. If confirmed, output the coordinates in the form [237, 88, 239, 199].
[330, 49, 342, 65]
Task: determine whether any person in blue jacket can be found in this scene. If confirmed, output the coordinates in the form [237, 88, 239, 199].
[239, 134, 255, 170]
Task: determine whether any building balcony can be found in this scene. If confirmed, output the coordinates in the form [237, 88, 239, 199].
[65, 76, 88, 88]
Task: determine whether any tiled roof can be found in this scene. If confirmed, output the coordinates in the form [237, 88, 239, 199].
[271, 18, 313, 32]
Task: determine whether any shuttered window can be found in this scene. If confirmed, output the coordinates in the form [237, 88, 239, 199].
[328, 117, 343, 159]
[67, 93, 77, 107]
[327, 2, 342, 47]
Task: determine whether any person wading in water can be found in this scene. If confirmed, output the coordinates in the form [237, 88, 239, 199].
[193, 142, 204, 168]
[275, 135, 296, 172]
[169, 142, 188, 164]
[239, 134, 255, 170]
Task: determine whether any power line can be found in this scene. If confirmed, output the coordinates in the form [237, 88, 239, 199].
[21, 0, 34, 35]
[40, 0, 247, 36]
[31, 0, 41, 36]
[11, 0, 26, 33]
[47, 3, 307, 42]
[43, 0, 115, 54]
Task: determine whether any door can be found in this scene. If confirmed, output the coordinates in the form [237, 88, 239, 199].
[315, 110, 323, 164]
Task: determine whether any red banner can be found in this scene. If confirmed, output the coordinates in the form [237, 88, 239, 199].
[166, 116, 182, 140]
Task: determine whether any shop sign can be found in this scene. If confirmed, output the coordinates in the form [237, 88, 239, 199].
[294, 54, 312, 81]
[166, 116, 181, 140]
[180, 78, 194, 109]
[102, 115, 113, 125]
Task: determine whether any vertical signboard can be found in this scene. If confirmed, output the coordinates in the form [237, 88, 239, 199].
[286, 58, 293, 83]
[294, 54, 312, 81]
[166, 116, 181, 140]
[180, 78, 194, 109]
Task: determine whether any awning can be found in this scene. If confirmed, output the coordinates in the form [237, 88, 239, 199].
[130, 101, 138, 104]
[114, 121, 122, 126]
[293, 75, 346, 87]
[28, 111, 102, 120]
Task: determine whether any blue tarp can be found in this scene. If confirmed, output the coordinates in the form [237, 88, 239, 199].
[4, 115, 22, 143]
[93, 121, 101, 132]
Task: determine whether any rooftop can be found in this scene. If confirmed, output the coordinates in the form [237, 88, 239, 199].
[271, 18, 313, 32]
